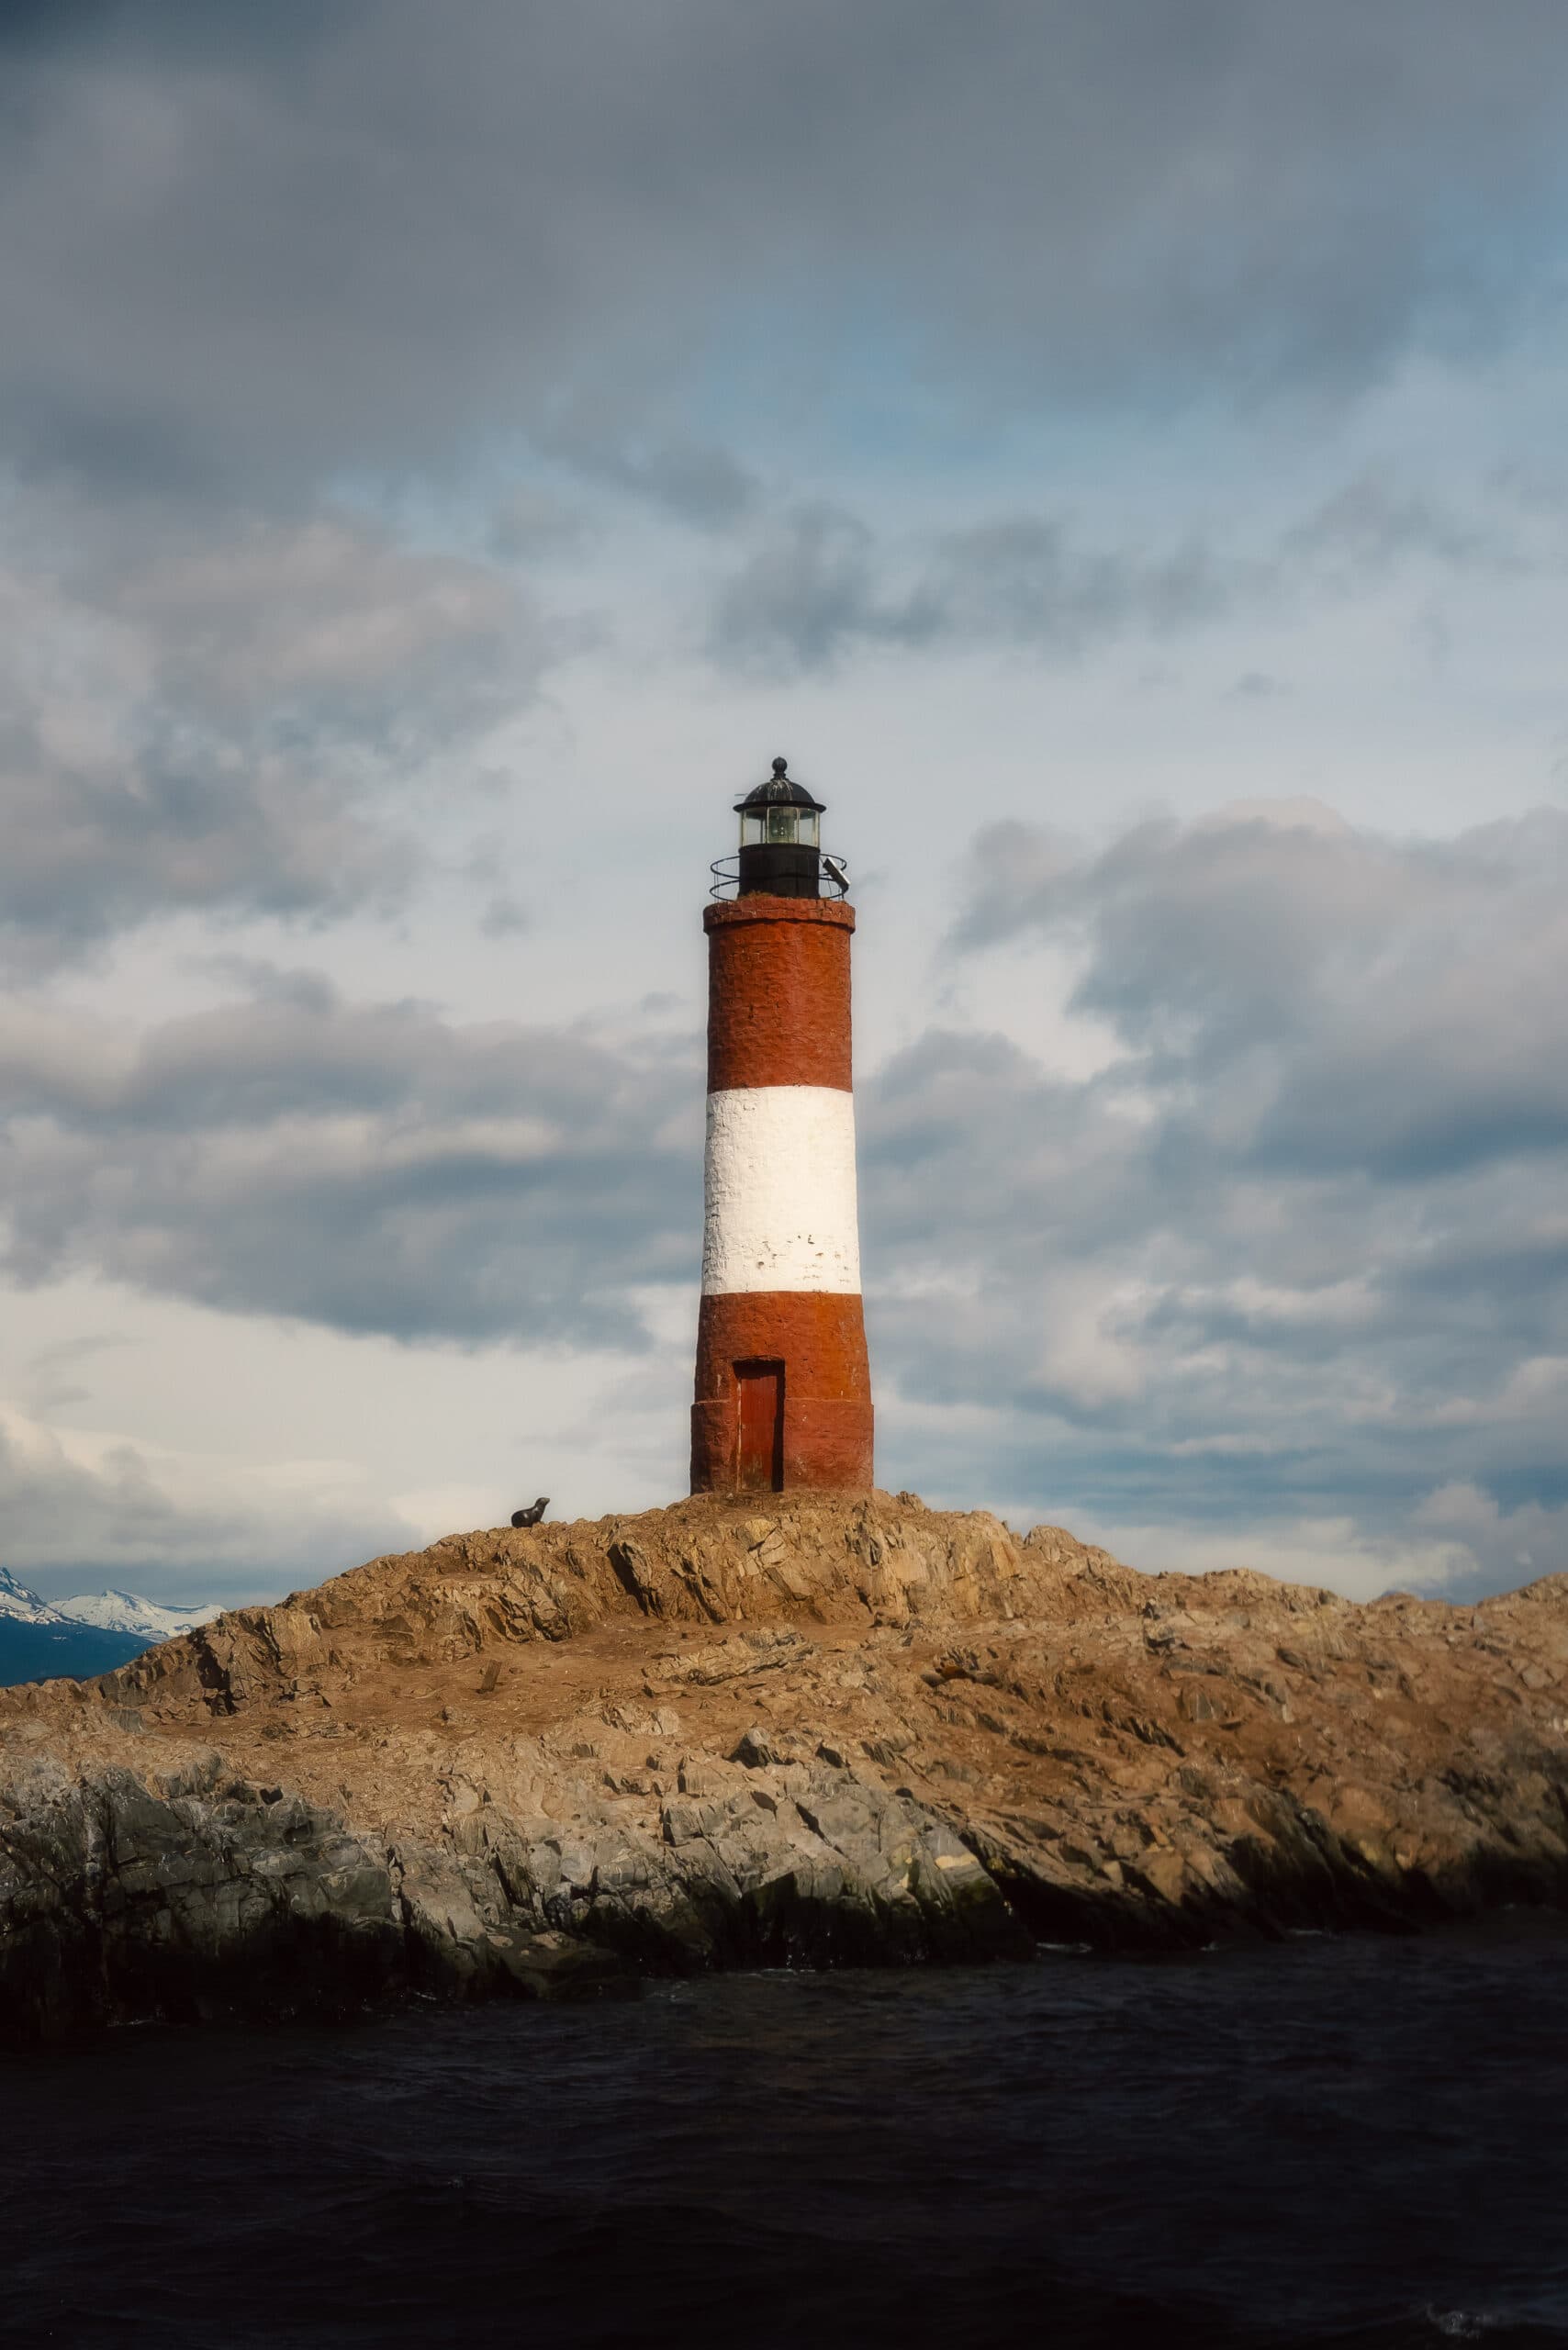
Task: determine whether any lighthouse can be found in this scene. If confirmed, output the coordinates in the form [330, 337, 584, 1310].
[690, 757, 874, 1495]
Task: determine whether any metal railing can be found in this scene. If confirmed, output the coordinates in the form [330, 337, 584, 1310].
[709, 852, 850, 901]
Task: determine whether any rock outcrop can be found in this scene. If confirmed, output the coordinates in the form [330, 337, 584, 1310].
[3, 1493, 1566, 2037]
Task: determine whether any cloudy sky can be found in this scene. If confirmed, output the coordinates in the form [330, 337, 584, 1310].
[3, 0, 1567, 1606]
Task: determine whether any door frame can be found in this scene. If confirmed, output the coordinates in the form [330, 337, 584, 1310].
[733, 1356, 785, 1492]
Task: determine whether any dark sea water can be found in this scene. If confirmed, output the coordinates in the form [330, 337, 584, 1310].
[3, 1921, 1565, 2350]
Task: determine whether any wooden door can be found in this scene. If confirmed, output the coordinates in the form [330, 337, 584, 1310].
[734, 1359, 784, 1492]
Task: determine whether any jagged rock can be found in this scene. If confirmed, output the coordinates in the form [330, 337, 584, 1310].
[3, 1492, 1568, 2036]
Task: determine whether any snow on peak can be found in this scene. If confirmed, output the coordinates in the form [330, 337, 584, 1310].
[0, 1568, 68, 1627]
[50, 1589, 220, 1642]
[0, 1572, 218, 1641]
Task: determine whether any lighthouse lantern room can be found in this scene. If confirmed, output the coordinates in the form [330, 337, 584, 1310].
[692, 757, 874, 1496]
[734, 755, 826, 900]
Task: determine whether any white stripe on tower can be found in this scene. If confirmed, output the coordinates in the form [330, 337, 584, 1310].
[701, 1086, 862, 1296]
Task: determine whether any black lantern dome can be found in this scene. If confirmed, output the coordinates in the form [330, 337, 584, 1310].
[733, 756, 826, 898]
[734, 755, 826, 817]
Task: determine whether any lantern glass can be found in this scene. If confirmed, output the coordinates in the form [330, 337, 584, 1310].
[739, 800, 821, 850]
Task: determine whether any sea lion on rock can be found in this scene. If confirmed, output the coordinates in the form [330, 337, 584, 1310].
[510, 1497, 550, 1528]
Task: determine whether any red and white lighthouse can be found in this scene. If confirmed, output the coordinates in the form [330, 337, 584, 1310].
[690, 757, 874, 1495]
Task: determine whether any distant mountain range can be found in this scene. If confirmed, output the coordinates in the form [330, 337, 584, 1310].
[0, 1567, 219, 1688]
[50, 1588, 220, 1641]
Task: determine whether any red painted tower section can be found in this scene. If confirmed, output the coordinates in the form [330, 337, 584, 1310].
[690, 766, 873, 1494]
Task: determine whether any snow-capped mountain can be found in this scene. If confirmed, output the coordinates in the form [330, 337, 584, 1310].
[1, 1568, 157, 1687]
[52, 1589, 220, 1642]
[0, 1569, 220, 1686]
[0, 1566, 70, 1626]
[0, 1569, 218, 1643]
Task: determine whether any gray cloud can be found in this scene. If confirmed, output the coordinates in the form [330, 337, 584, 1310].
[0, 497, 555, 969]
[0, 1398, 420, 1608]
[709, 505, 1238, 673]
[958, 804, 1568, 1179]
[2, 2, 1565, 495]
[708, 507, 905, 673]
[532, 420, 761, 531]
[856, 804, 1568, 1593]
[708, 473, 1564, 674]
[0, 974, 703, 1347]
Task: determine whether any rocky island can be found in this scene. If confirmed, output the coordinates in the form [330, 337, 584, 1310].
[3, 1494, 1566, 2039]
